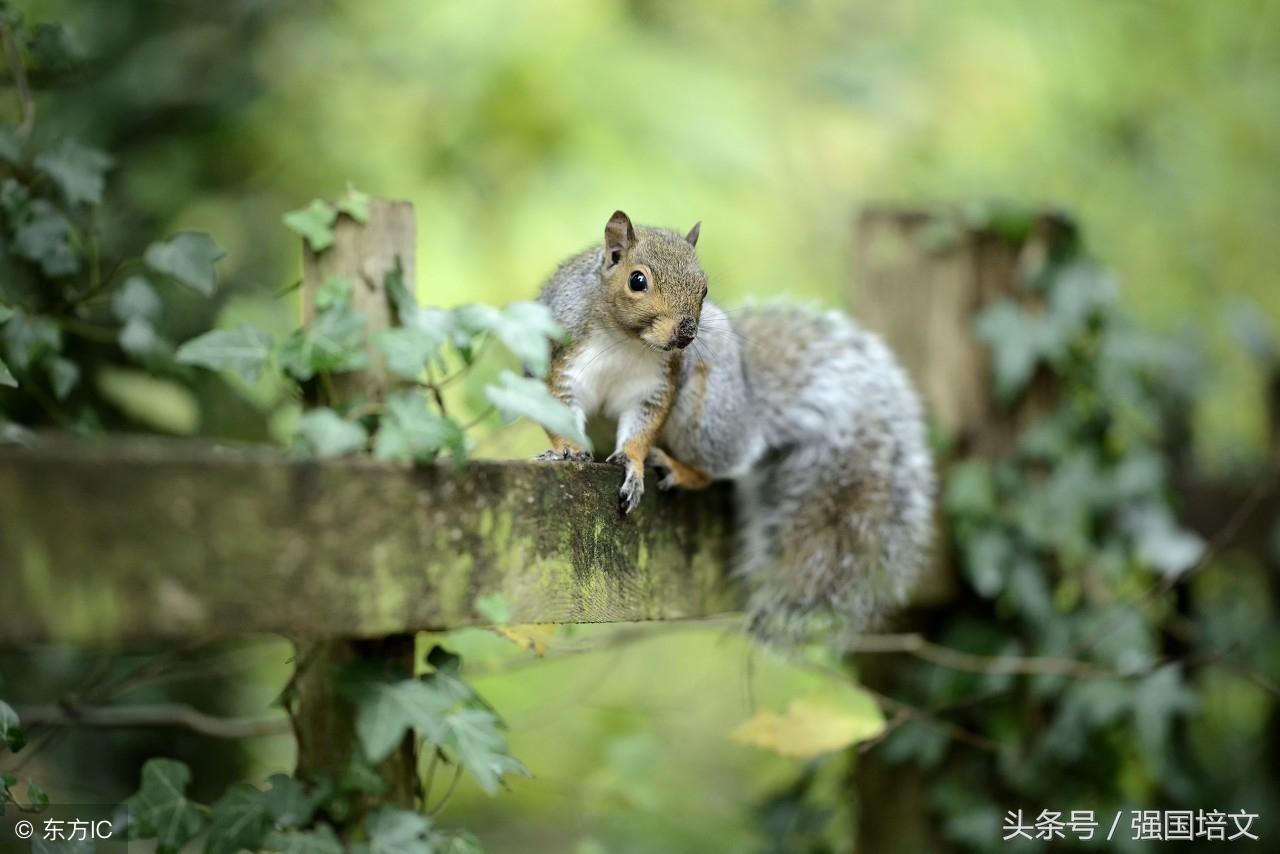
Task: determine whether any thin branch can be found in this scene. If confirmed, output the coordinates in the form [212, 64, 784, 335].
[1, 19, 35, 145]
[15, 703, 291, 739]
[850, 632, 1117, 679]
[426, 764, 462, 816]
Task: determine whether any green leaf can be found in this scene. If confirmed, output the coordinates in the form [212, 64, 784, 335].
[261, 774, 319, 830]
[316, 275, 353, 310]
[336, 187, 371, 224]
[0, 701, 25, 752]
[350, 677, 454, 763]
[374, 391, 467, 464]
[1124, 504, 1205, 577]
[34, 138, 113, 206]
[13, 200, 78, 276]
[279, 303, 368, 381]
[943, 460, 996, 518]
[145, 233, 226, 296]
[122, 758, 208, 853]
[206, 783, 271, 854]
[264, 825, 344, 854]
[119, 318, 165, 359]
[338, 757, 387, 797]
[46, 356, 79, 400]
[973, 299, 1056, 401]
[453, 302, 566, 378]
[0, 305, 13, 325]
[112, 276, 162, 322]
[441, 708, 530, 796]
[26, 22, 82, 72]
[0, 357, 15, 388]
[1132, 664, 1196, 770]
[363, 808, 433, 854]
[484, 371, 590, 453]
[176, 324, 275, 383]
[376, 327, 442, 381]
[474, 593, 510, 625]
[434, 830, 484, 854]
[0, 127, 21, 165]
[283, 200, 338, 252]
[3, 312, 62, 371]
[296, 408, 368, 459]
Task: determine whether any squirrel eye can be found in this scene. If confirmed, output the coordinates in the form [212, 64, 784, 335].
[628, 271, 648, 292]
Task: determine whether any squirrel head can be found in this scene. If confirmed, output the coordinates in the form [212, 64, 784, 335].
[599, 210, 707, 352]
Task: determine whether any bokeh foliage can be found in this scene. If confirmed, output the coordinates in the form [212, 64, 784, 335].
[3, 1, 1279, 852]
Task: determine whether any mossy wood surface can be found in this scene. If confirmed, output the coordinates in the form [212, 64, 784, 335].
[0, 439, 738, 646]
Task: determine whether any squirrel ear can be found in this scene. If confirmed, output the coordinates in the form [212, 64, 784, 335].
[605, 210, 635, 266]
[685, 221, 701, 247]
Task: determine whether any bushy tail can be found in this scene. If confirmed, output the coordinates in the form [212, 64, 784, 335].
[731, 307, 935, 648]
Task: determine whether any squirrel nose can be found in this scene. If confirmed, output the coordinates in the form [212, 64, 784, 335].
[674, 318, 698, 349]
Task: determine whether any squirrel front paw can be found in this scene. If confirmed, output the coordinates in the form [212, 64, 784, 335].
[618, 465, 644, 516]
[535, 447, 593, 463]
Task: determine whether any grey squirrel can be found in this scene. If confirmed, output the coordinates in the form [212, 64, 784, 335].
[536, 211, 934, 646]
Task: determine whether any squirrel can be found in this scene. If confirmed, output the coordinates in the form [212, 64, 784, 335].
[535, 210, 935, 646]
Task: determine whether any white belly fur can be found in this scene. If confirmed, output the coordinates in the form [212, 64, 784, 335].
[566, 333, 666, 421]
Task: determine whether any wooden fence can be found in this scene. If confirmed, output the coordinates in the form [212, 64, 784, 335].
[2, 200, 1274, 836]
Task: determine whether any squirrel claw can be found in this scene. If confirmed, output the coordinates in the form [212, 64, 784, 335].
[605, 450, 628, 467]
[535, 447, 593, 463]
[618, 467, 644, 516]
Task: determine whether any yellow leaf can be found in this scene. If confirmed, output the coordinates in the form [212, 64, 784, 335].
[730, 694, 884, 760]
[494, 624, 556, 657]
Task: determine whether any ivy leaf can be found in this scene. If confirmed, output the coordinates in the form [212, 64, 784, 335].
[264, 825, 344, 854]
[362, 808, 433, 854]
[26, 22, 82, 72]
[112, 276, 162, 322]
[484, 371, 591, 453]
[279, 303, 368, 381]
[336, 187, 371, 224]
[0, 127, 21, 165]
[376, 327, 443, 381]
[374, 391, 467, 464]
[206, 783, 271, 854]
[1132, 664, 1196, 770]
[35, 138, 113, 206]
[441, 708, 530, 795]
[3, 312, 62, 371]
[122, 758, 208, 854]
[46, 356, 79, 400]
[296, 408, 368, 459]
[119, 317, 165, 359]
[349, 677, 454, 762]
[454, 302, 566, 378]
[176, 324, 275, 383]
[261, 774, 319, 830]
[13, 200, 78, 276]
[433, 830, 484, 854]
[0, 357, 15, 388]
[315, 275, 353, 310]
[26, 778, 49, 807]
[145, 233, 226, 296]
[0, 305, 13, 325]
[283, 200, 338, 253]
[973, 299, 1055, 402]
[1123, 504, 1205, 577]
[0, 701, 25, 752]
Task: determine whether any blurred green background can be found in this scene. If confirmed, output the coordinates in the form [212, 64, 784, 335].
[30, 0, 1280, 467]
[6, 1, 1279, 852]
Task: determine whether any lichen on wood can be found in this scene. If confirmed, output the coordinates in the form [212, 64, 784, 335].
[0, 439, 739, 646]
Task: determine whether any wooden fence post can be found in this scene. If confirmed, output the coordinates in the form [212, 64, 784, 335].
[290, 199, 419, 817]
[847, 205, 1075, 853]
